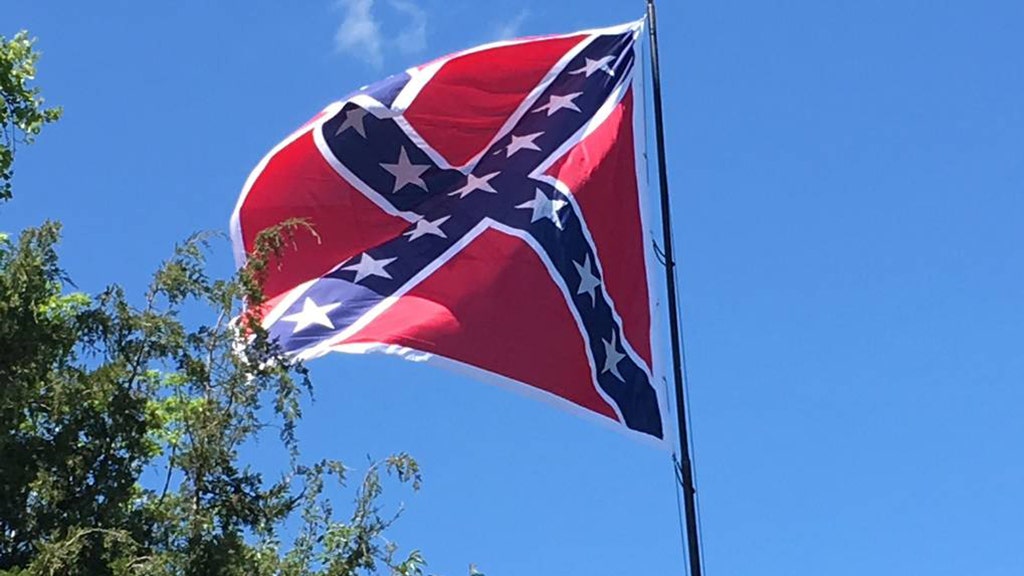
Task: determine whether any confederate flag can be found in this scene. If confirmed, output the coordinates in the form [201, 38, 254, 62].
[230, 20, 668, 441]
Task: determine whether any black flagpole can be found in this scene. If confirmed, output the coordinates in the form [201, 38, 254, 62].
[645, 1, 704, 575]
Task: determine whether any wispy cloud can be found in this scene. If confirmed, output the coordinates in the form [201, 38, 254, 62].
[493, 8, 530, 41]
[391, 0, 427, 55]
[333, 0, 428, 68]
[334, 0, 384, 68]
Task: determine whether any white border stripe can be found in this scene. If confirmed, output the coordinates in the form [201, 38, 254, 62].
[631, 22, 673, 444]
[229, 102, 341, 267]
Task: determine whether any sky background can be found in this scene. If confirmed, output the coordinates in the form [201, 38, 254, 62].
[4, 1, 1024, 574]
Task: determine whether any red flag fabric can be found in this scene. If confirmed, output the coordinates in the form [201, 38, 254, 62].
[231, 20, 668, 441]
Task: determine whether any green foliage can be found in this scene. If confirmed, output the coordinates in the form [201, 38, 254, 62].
[0, 30, 455, 576]
[0, 31, 63, 204]
[0, 222, 429, 576]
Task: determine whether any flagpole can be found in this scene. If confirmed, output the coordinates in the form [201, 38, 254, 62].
[644, 1, 704, 575]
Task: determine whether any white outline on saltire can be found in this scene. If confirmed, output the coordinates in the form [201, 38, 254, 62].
[298, 23, 649, 361]
[236, 18, 668, 442]
[300, 26, 646, 421]
[230, 20, 642, 263]
[291, 218, 625, 426]
[268, 21, 655, 433]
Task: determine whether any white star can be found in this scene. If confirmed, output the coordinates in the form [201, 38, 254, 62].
[381, 147, 430, 193]
[404, 215, 450, 241]
[602, 333, 626, 381]
[342, 253, 397, 283]
[573, 255, 601, 305]
[504, 132, 543, 157]
[449, 172, 499, 198]
[516, 189, 568, 228]
[532, 92, 583, 116]
[280, 297, 341, 333]
[334, 107, 368, 138]
[569, 56, 616, 77]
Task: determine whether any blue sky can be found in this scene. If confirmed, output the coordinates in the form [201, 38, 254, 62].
[4, 1, 1024, 574]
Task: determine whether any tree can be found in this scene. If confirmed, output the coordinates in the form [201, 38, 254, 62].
[0, 31, 61, 204]
[1, 32, 435, 576]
